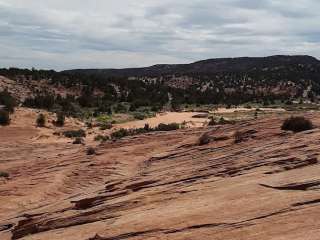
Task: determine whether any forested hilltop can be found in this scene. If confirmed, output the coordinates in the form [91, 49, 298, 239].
[1, 55, 320, 117]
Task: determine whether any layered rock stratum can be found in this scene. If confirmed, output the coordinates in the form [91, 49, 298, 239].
[1, 109, 320, 239]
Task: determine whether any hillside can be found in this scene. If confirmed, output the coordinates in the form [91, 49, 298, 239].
[64, 55, 320, 77]
[0, 109, 320, 239]
[1, 55, 320, 109]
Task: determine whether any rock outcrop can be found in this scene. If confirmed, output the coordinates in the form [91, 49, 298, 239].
[1, 113, 320, 239]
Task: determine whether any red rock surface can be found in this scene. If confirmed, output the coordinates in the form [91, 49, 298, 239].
[1, 111, 320, 239]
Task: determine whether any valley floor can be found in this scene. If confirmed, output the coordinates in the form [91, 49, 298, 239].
[1, 109, 320, 239]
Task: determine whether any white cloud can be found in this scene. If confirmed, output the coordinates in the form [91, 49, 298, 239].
[0, 0, 319, 70]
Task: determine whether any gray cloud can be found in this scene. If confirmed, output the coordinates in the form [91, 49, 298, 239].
[0, 0, 319, 70]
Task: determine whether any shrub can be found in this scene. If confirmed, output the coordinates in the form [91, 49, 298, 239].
[218, 117, 235, 125]
[285, 100, 293, 105]
[151, 105, 161, 112]
[0, 90, 16, 113]
[0, 171, 9, 178]
[155, 123, 180, 131]
[114, 103, 127, 113]
[208, 117, 234, 126]
[86, 147, 96, 155]
[133, 111, 155, 120]
[111, 122, 180, 140]
[198, 132, 211, 145]
[281, 116, 313, 133]
[111, 128, 129, 139]
[0, 110, 10, 126]
[63, 129, 86, 138]
[208, 117, 216, 126]
[36, 113, 46, 127]
[86, 121, 93, 128]
[54, 112, 65, 127]
[73, 137, 84, 144]
[192, 113, 209, 119]
[94, 135, 110, 142]
[99, 122, 113, 130]
[133, 112, 147, 120]
[234, 131, 245, 144]
[144, 123, 151, 131]
[219, 117, 226, 124]
[129, 104, 137, 112]
[234, 130, 258, 143]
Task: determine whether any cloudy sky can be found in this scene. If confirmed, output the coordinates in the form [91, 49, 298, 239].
[0, 0, 319, 70]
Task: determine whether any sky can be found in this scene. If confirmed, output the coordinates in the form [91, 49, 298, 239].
[0, 0, 320, 70]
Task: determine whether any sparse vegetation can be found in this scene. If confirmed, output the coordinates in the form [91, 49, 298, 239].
[94, 134, 110, 142]
[36, 113, 46, 127]
[155, 123, 180, 131]
[234, 129, 257, 143]
[0, 171, 9, 178]
[234, 131, 245, 144]
[73, 137, 84, 144]
[198, 132, 211, 145]
[99, 122, 113, 130]
[192, 113, 209, 119]
[111, 128, 130, 140]
[0, 110, 10, 126]
[208, 116, 235, 126]
[86, 147, 96, 155]
[2, 56, 320, 116]
[208, 117, 216, 126]
[0, 90, 16, 113]
[54, 112, 65, 127]
[281, 116, 313, 133]
[111, 122, 181, 140]
[63, 129, 86, 138]
[133, 112, 147, 120]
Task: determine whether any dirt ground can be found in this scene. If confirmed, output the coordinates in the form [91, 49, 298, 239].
[116, 111, 209, 129]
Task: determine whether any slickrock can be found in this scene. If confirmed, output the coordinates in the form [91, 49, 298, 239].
[1, 112, 320, 239]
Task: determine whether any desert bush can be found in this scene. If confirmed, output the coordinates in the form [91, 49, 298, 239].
[54, 112, 65, 127]
[218, 117, 235, 125]
[63, 129, 86, 138]
[99, 122, 113, 130]
[86, 147, 96, 155]
[208, 117, 216, 126]
[219, 117, 227, 124]
[133, 112, 147, 120]
[111, 128, 129, 139]
[36, 113, 46, 127]
[0, 90, 16, 113]
[133, 111, 155, 120]
[73, 137, 84, 144]
[192, 113, 209, 118]
[0, 110, 10, 126]
[86, 121, 93, 128]
[144, 123, 151, 131]
[155, 123, 180, 131]
[198, 132, 211, 145]
[281, 116, 313, 132]
[208, 117, 235, 126]
[111, 122, 180, 140]
[234, 131, 245, 144]
[0, 171, 9, 178]
[94, 135, 110, 142]
[114, 103, 128, 113]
